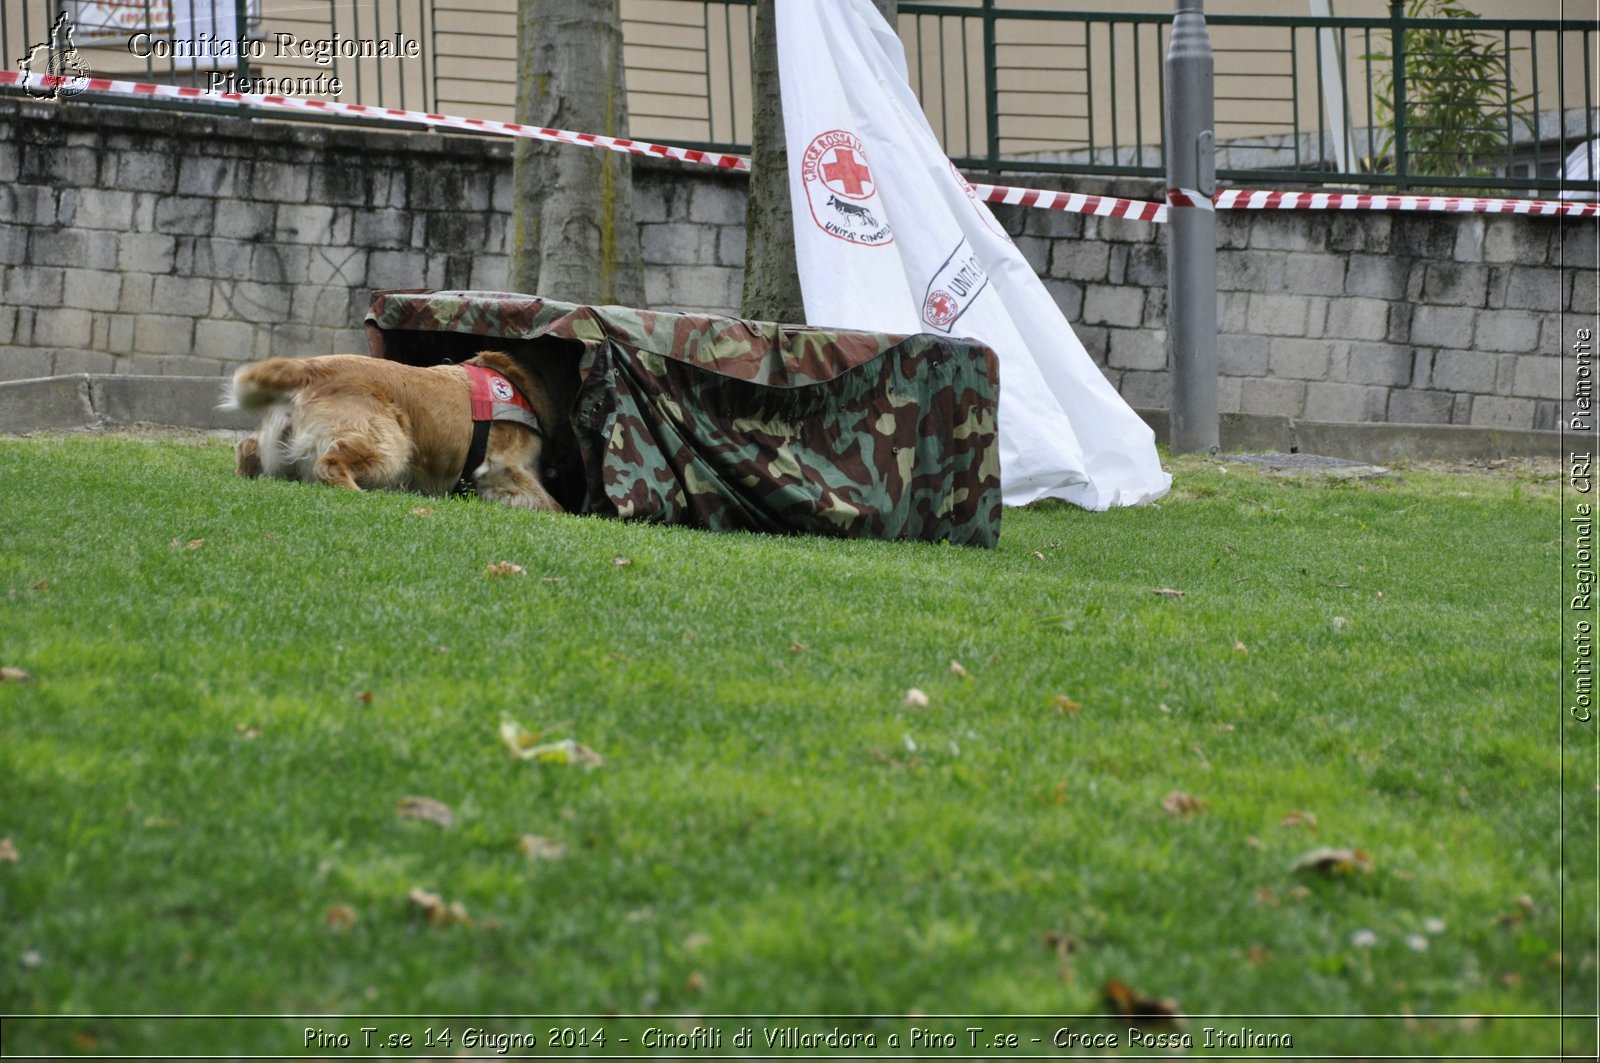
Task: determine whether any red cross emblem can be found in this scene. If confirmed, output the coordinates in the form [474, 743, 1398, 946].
[801, 130, 894, 247]
[821, 147, 875, 199]
[924, 290, 958, 328]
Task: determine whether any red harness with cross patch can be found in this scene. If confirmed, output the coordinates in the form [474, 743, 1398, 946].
[453, 363, 542, 496]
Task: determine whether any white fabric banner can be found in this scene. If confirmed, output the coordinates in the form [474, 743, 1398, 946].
[776, 0, 1170, 509]
[1562, 140, 1598, 201]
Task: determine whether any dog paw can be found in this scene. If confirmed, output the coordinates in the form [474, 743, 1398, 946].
[236, 437, 263, 478]
[474, 465, 565, 513]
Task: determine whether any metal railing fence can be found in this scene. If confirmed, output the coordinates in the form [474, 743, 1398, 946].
[894, 1, 1594, 193]
[1, 0, 1592, 193]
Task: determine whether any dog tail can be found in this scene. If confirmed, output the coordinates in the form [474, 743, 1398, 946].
[223, 358, 328, 410]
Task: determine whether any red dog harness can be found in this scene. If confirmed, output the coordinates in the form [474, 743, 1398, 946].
[454, 363, 542, 496]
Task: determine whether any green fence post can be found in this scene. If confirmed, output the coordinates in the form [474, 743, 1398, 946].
[1390, 0, 1409, 191]
[982, 0, 999, 171]
[237, 0, 250, 80]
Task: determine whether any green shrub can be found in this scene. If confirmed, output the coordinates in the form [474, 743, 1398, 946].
[1367, 0, 1532, 189]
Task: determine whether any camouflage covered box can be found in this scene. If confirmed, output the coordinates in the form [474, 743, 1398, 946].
[365, 290, 1002, 547]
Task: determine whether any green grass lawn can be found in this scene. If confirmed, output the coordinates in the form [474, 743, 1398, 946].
[0, 433, 1590, 1058]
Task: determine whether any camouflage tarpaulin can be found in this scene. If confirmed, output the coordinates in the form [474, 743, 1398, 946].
[365, 291, 1002, 547]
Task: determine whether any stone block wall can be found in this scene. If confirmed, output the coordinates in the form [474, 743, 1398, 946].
[985, 189, 1591, 432]
[1, 96, 1590, 433]
[0, 97, 749, 382]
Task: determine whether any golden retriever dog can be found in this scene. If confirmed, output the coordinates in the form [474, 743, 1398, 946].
[224, 351, 564, 512]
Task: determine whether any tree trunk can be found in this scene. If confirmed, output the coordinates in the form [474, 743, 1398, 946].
[741, 0, 896, 324]
[739, 0, 803, 324]
[508, 0, 644, 307]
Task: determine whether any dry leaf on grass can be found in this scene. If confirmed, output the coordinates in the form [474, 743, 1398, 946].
[484, 561, 525, 577]
[0, 838, 18, 863]
[410, 507, 435, 516]
[1053, 695, 1082, 716]
[30, 579, 48, 594]
[396, 796, 454, 829]
[234, 723, 260, 740]
[1233, 641, 1249, 653]
[505, 719, 605, 767]
[1043, 931, 1081, 959]
[1292, 847, 1374, 875]
[325, 903, 359, 929]
[1103, 978, 1183, 1025]
[1150, 587, 1186, 599]
[611, 556, 633, 567]
[790, 640, 807, 654]
[902, 688, 930, 709]
[407, 887, 442, 913]
[518, 738, 604, 769]
[354, 691, 374, 705]
[407, 887, 471, 926]
[499, 717, 543, 756]
[949, 660, 969, 678]
[517, 834, 567, 861]
[1497, 894, 1538, 926]
[1161, 791, 1207, 816]
[1, 667, 33, 683]
[1281, 809, 1319, 832]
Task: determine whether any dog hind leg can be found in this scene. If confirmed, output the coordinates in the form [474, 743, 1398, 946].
[313, 438, 403, 491]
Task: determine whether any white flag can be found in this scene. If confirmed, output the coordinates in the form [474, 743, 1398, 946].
[777, 0, 1171, 509]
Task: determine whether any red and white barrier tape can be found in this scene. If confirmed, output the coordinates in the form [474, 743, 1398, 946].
[967, 182, 1167, 223]
[1172, 185, 1598, 218]
[6, 70, 1597, 221]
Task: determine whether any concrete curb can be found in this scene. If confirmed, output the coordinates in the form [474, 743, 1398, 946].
[0, 375, 255, 434]
[0, 374, 1564, 461]
[1134, 408, 1561, 462]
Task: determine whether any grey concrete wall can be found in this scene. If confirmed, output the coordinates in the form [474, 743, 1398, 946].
[1, 96, 1590, 433]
